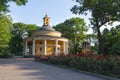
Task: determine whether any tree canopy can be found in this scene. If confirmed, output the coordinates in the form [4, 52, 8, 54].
[0, 0, 28, 13]
[71, 0, 120, 54]
[9, 22, 39, 55]
[0, 14, 12, 57]
[102, 25, 120, 55]
[0, 14, 12, 48]
[53, 17, 88, 53]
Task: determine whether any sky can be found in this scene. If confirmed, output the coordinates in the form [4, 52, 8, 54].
[8, 0, 120, 33]
[8, 0, 90, 26]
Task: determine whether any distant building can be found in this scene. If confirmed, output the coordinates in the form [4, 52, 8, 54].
[23, 14, 68, 57]
[82, 41, 90, 54]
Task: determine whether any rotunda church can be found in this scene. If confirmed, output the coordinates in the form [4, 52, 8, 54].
[23, 15, 68, 57]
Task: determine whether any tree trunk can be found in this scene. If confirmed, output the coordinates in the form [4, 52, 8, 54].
[97, 27, 104, 54]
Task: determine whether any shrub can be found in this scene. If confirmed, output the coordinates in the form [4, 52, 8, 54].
[1, 52, 12, 58]
[35, 54, 120, 78]
[0, 47, 12, 58]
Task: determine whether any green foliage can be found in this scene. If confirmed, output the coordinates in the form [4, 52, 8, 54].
[48, 56, 70, 66]
[9, 23, 26, 55]
[86, 34, 97, 44]
[0, 47, 12, 58]
[37, 55, 120, 78]
[0, 14, 12, 57]
[109, 44, 120, 55]
[71, 0, 120, 54]
[26, 24, 39, 37]
[0, 14, 12, 47]
[9, 23, 39, 55]
[0, 0, 28, 13]
[9, 35, 23, 55]
[53, 18, 88, 53]
[102, 25, 120, 55]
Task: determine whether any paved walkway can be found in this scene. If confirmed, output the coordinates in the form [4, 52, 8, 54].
[0, 58, 107, 80]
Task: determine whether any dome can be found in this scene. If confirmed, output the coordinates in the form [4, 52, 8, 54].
[39, 25, 55, 31]
[31, 14, 62, 37]
[31, 30, 62, 37]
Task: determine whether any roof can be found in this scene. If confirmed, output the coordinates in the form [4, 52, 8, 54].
[38, 25, 55, 31]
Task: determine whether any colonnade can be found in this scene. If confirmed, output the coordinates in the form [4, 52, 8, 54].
[24, 39, 68, 56]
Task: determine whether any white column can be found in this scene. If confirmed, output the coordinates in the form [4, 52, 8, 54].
[23, 43, 25, 56]
[25, 41, 28, 55]
[44, 40, 47, 55]
[32, 39, 35, 56]
[55, 40, 58, 56]
[66, 42, 68, 55]
[63, 41, 65, 54]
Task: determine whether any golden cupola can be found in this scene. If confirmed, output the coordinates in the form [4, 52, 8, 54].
[43, 14, 50, 26]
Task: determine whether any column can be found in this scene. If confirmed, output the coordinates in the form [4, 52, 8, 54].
[25, 41, 28, 55]
[55, 40, 58, 56]
[63, 41, 65, 54]
[23, 43, 24, 56]
[44, 39, 47, 55]
[32, 39, 35, 56]
[66, 42, 68, 55]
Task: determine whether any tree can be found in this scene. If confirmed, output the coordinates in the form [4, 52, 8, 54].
[86, 34, 97, 45]
[102, 28, 111, 54]
[53, 17, 88, 53]
[26, 24, 39, 37]
[108, 26, 120, 55]
[0, 14, 12, 48]
[0, 14, 12, 57]
[0, 0, 28, 14]
[71, 0, 120, 54]
[102, 25, 120, 55]
[9, 23, 39, 55]
[9, 23, 26, 55]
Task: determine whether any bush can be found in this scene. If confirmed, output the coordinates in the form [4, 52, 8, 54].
[36, 54, 120, 78]
[1, 52, 12, 58]
[0, 47, 12, 58]
[0, 53, 2, 58]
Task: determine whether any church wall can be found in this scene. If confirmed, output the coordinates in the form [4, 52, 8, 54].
[35, 40, 56, 56]
[46, 40, 55, 56]
[58, 41, 64, 55]
[35, 40, 65, 56]
[35, 40, 44, 56]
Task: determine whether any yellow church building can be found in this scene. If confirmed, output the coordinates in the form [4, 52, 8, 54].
[23, 15, 69, 57]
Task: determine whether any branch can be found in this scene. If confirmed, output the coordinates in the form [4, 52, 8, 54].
[99, 18, 118, 27]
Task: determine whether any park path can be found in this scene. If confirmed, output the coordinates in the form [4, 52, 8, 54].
[0, 58, 106, 80]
